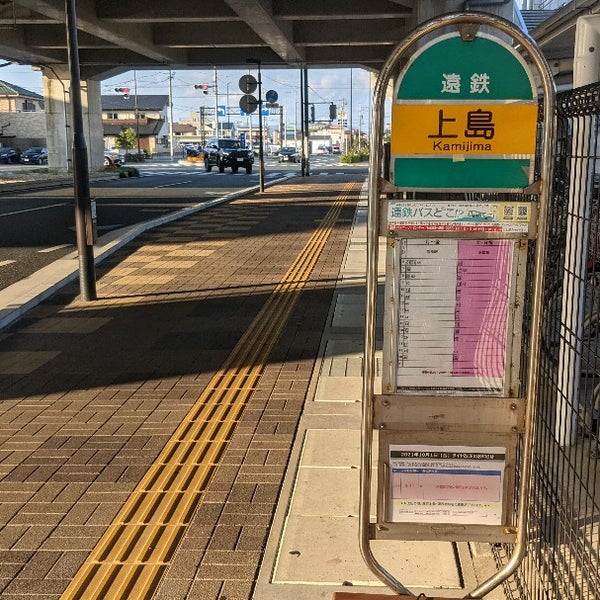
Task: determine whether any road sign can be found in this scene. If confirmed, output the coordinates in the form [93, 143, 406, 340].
[239, 133, 246, 146]
[265, 89, 278, 103]
[217, 105, 226, 117]
[239, 74, 257, 94]
[239, 94, 257, 114]
[391, 33, 537, 191]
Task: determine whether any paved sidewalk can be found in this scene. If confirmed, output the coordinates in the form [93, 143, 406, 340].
[252, 189, 504, 600]
[0, 175, 503, 600]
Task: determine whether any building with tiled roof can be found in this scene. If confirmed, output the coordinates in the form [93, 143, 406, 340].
[101, 94, 170, 154]
[0, 79, 44, 113]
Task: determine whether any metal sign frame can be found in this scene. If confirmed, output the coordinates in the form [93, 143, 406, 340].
[361, 12, 555, 598]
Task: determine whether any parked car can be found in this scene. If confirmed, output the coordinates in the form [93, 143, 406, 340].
[104, 149, 124, 166]
[182, 144, 200, 157]
[20, 146, 48, 165]
[277, 147, 301, 163]
[203, 138, 254, 174]
[0, 147, 21, 164]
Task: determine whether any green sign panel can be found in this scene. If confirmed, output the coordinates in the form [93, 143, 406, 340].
[391, 32, 538, 191]
[397, 35, 535, 100]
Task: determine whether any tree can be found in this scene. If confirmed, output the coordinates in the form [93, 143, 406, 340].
[115, 127, 137, 150]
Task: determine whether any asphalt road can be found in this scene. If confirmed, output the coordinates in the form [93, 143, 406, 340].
[0, 154, 366, 292]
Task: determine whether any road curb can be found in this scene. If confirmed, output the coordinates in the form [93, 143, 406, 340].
[0, 174, 296, 331]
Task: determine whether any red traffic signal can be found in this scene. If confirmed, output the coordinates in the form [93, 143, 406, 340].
[194, 83, 210, 94]
[114, 87, 130, 99]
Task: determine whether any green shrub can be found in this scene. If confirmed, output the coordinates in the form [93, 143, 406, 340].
[340, 146, 369, 163]
[118, 166, 140, 178]
[124, 152, 145, 162]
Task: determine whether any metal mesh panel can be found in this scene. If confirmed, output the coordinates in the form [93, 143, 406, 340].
[500, 82, 600, 600]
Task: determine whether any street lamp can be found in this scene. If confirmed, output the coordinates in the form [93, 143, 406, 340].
[246, 58, 265, 192]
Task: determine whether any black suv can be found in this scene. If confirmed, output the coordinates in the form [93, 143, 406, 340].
[203, 138, 253, 174]
[20, 146, 48, 165]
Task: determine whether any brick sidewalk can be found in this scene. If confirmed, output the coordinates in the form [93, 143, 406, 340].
[0, 176, 361, 600]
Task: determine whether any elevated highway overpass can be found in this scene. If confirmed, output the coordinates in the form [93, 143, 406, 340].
[0, 0, 593, 168]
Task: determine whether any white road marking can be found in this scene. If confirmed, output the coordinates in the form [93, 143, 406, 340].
[38, 244, 71, 253]
[0, 202, 67, 218]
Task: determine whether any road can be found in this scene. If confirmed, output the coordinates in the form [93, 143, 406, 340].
[0, 154, 367, 292]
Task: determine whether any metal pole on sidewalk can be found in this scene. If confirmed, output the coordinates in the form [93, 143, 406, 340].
[65, 0, 96, 301]
[168, 67, 174, 161]
[300, 67, 310, 177]
[246, 58, 265, 192]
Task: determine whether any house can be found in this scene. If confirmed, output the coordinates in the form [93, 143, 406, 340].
[173, 122, 196, 137]
[101, 94, 170, 154]
[0, 80, 44, 113]
[0, 80, 46, 150]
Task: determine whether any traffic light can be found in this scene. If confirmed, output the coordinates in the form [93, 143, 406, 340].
[310, 105, 315, 123]
[194, 83, 209, 95]
[329, 103, 337, 121]
[115, 87, 130, 99]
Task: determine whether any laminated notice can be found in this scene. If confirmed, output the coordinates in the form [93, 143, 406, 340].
[388, 444, 505, 525]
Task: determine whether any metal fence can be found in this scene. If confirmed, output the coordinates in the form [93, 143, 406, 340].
[502, 82, 600, 599]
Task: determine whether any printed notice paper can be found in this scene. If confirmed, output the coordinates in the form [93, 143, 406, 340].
[389, 444, 505, 525]
[395, 238, 512, 393]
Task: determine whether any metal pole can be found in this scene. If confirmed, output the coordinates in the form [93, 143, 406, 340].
[134, 70, 140, 156]
[64, 0, 96, 301]
[349, 68, 353, 149]
[257, 61, 265, 192]
[226, 82, 230, 134]
[303, 65, 310, 176]
[213, 66, 219, 138]
[168, 67, 174, 161]
[300, 70, 306, 176]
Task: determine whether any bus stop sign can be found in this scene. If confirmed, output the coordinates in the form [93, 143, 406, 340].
[391, 33, 538, 191]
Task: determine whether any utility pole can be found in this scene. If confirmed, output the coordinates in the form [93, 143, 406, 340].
[349, 68, 353, 149]
[134, 70, 141, 155]
[213, 66, 219, 137]
[301, 66, 310, 176]
[168, 67, 174, 160]
[65, 0, 96, 301]
[199, 107, 206, 145]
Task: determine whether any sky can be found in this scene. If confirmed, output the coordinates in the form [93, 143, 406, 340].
[0, 63, 377, 133]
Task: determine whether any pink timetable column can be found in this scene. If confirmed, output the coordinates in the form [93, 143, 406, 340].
[453, 240, 512, 378]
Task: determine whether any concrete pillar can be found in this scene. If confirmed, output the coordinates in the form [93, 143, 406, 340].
[42, 69, 105, 171]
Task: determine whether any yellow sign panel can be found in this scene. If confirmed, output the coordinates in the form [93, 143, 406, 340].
[391, 103, 537, 156]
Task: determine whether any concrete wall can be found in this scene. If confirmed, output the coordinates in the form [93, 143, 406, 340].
[0, 111, 46, 151]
